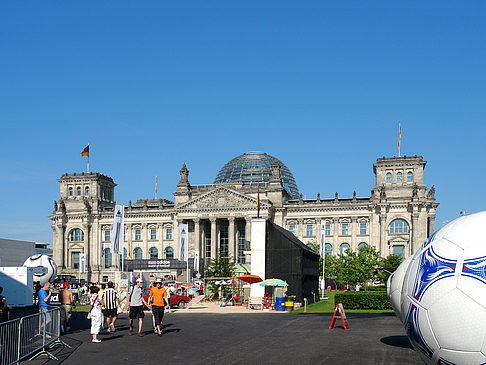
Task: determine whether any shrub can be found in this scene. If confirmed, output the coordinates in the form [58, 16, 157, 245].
[334, 291, 392, 310]
[365, 285, 386, 292]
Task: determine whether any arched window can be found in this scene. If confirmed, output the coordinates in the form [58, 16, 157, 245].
[340, 243, 350, 256]
[386, 172, 392, 183]
[77, 186, 82, 195]
[325, 243, 332, 256]
[389, 219, 409, 234]
[68, 187, 73, 196]
[85, 186, 90, 195]
[407, 172, 413, 182]
[134, 247, 142, 259]
[149, 247, 158, 259]
[104, 248, 112, 268]
[165, 247, 174, 259]
[69, 228, 84, 241]
[396, 172, 403, 182]
[358, 242, 368, 251]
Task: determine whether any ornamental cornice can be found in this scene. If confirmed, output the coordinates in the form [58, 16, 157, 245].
[285, 206, 371, 214]
[176, 185, 268, 210]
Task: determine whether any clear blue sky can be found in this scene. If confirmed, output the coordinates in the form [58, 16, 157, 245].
[1, 2, 485, 244]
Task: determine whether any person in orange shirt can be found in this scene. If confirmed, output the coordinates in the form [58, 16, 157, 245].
[148, 279, 169, 336]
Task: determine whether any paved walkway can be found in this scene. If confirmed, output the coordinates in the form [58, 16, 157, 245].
[25, 310, 422, 365]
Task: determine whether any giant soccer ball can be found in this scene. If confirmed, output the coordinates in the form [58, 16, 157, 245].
[387, 255, 412, 323]
[401, 211, 486, 365]
[23, 254, 57, 286]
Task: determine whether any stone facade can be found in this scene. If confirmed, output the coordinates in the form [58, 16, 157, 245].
[50, 154, 438, 282]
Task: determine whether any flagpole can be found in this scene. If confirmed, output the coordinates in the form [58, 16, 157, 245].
[87, 143, 90, 173]
[155, 176, 158, 199]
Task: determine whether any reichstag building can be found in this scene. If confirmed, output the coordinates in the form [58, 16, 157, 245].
[50, 152, 439, 282]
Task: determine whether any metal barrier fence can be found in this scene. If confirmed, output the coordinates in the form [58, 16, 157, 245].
[0, 306, 70, 364]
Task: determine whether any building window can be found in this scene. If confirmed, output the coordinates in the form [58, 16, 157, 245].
[396, 172, 403, 182]
[77, 186, 82, 195]
[72, 252, 80, 269]
[341, 224, 349, 235]
[407, 172, 413, 182]
[166, 228, 172, 240]
[325, 224, 331, 236]
[219, 220, 229, 257]
[204, 221, 211, 259]
[165, 247, 174, 259]
[104, 230, 110, 242]
[358, 242, 368, 251]
[104, 248, 112, 268]
[237, 221, 246, 264]
[386, 172, 392, 183]
[69, 229, 84, 242]
[389, 219, 409, 234]
[68, 187, 73, 196]
[135, 229, 141, 241]
[306, 225, 313, 236]
[289, 225, 295, 235]
[393, 245, 405, 259]
[150, 229, 157, 240]
[85, 186, 90, 195]
[340, 243, 350, 256]
[360, 223, 367, 235]
[134, 247, 142, 259]
[149, 247, 158, 259]
[325, 243, 332, 256]
[123, 248, 127, 259]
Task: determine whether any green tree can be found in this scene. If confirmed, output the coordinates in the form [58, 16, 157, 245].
[204, 253, 236, 296]
[377, 254, 403, 283]
[333, 246, 381, 288]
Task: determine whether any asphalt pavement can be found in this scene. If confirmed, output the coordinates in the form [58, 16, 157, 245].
[25, 310, 423, 365]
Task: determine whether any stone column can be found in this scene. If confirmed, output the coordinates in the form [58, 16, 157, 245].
[297, 218, 304, 241]
[351, 217, 357, 250]
[379, 212, 387, 255]
[229, 217, 236, 259]
[210, 218, 217, 259]
[412, 212, 420, 256]
[193, 218, 200, 257]
[333, 217, 339, 255]
[175, 219, 182, 259]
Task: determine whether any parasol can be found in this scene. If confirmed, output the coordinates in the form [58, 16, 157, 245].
[259, 278, 288, 287]
[237, 275, 263, 284]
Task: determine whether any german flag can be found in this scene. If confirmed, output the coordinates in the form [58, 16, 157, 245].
[81, 145, 89, 157]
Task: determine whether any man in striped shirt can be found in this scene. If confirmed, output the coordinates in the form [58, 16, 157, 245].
[102, 281, 120, 332]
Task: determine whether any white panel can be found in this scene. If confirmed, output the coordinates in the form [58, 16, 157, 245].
[250, 219, 266, 298]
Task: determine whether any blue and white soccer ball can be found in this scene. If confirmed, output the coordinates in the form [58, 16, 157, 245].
[400, 211, 486, 365]
[387, 255, 412, 323]
[23, 254, 57, 286]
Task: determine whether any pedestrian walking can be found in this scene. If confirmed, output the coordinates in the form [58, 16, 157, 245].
[0, 286, 8, 322]
[99, 283, 106, 329]
[60, 282, 75, 332]
[127, 278, 149, 337]
[89, 286, 103, 343]
[147, 279, 169, 336]
[102, 281, 120, 332]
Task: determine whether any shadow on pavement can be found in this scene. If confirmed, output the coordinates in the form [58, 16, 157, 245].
[380, 335, 414, 349]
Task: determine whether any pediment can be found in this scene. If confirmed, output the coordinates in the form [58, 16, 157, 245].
[68, 242, 84, 249]
[177, 186, 268, 211]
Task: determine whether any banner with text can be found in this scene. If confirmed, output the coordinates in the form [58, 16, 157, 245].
[179, 222, 188, 262]
[110, 204, 124, 255]
[79, 253, 87, 274]
[194, 250, 200, 272]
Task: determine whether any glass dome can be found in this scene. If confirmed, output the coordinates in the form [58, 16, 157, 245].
[214, 151, 299, 199]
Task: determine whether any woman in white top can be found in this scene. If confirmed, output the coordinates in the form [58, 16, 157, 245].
[89, 286, 103, 343]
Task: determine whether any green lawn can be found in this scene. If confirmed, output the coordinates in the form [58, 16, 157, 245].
[293, 290, 395, 314]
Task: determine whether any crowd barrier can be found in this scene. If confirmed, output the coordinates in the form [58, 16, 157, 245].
[0, 306, 70, 364]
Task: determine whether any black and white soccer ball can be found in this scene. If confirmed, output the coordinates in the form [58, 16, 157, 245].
[23, 254, 57, 285]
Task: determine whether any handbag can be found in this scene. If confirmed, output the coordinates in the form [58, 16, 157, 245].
[86, 294, 98, 320]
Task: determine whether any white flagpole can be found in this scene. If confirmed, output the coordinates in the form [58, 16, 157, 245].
[320, 218, 327, 299]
